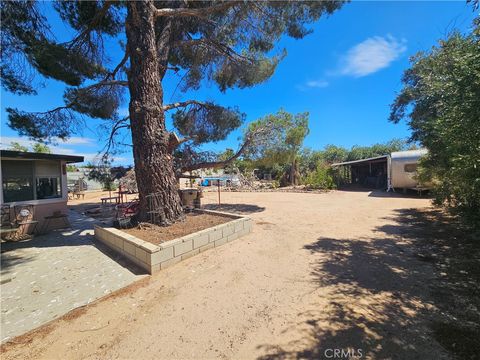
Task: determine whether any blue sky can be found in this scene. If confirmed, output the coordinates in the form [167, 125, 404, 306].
[1, 1, 477, 165]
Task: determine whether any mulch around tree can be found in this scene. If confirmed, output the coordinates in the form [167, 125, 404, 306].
[123, 212, 231, 245]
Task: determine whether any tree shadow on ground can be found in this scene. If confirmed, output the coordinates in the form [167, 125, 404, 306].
[202, 203, 265, 215]
[378, 208, 480, 359]
[0, 251, 37, 279]
[336, 186, 429, 199]
[368, 190, 430, 199]
[68, 202, 117, 221]
[256, 208, 479, 360]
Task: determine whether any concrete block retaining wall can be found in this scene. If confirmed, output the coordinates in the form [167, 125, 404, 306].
[94, 210, 252, 274]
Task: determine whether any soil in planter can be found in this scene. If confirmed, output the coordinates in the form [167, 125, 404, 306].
[123, 212, 231, 245]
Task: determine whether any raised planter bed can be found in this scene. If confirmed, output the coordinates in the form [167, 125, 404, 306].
[94, 209, 252, 274]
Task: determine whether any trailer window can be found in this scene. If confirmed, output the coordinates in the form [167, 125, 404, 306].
[404, 163, 417, 173]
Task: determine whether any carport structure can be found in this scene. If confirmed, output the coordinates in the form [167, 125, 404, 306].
[332, 155, 389, 190]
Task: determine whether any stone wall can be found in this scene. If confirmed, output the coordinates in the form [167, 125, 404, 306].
[94, 210, 252, 274]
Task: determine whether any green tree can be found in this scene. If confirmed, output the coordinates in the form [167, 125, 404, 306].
[66, 164, 78, 172]
[218, 148, 238, 174]
[299, 145, 346, 189]
[88, 161, 116, 192]
[31, 142, 51, 153]
[8, 141, 28, 152]
[390, 20, 480, 225]
[299, 148, 324, 174]
[304, 162, 336, 190]
[1, 0, 345, 223]
[249, 110, 309, 185]
[322, 144, 348, 164]
[346, 139, 407, 161]
[83, 162, 96, 169]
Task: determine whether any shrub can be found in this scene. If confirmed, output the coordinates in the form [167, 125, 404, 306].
[271, 180, 280, 189]
[103, 182, 118, 191]
[304, 163, 336, 190]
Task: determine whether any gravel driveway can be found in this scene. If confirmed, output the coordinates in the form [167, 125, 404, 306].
[1, 191, 449, 359]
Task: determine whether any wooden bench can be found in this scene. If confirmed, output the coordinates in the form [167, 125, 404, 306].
[101, 196, 119, 205]
[0, 227, 18, 235]
[0, 227, 20, 241]
[74, 192, 85, 199]
[0, 224, 37, 241]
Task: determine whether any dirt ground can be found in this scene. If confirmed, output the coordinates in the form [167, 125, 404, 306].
[68, 190, 124, 213]
[1, 190, 474, 359]
[124, 213, 231, 244]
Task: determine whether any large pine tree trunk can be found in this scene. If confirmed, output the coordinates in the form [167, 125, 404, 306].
[126, 0, 183, 224]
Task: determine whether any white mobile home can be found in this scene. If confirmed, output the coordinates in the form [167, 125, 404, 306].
[389, 149, 428, 190]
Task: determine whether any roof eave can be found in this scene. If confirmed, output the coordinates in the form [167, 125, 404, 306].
[0, 150, 84, 164]
[331, 155, 389, 167]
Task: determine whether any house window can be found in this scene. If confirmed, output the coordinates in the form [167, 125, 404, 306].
[35, 161, 61, 199]
[2, 160, 62, 203]
[2, 161, 35, 202]
[404, 163, 417, 173]
[36, 177, 61, 199]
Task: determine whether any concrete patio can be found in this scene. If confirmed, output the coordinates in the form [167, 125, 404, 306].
[0, 210, 146, 342]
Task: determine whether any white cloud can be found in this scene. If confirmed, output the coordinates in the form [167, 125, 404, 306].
[60, 137, 95, 145]
[68, 152, 130, 164]
[0, 137, 32, 148]
[296, 79, 329, 91]
[340, 35, 406, 77]
[305, 80, 329, 88]
[0, 136, 95, 148]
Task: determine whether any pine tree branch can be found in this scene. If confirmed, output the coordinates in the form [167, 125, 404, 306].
[176, 136, 196, 147]
[163, 100, 208, 111]
[167, 132, 199, 153]
[102, 116, 130, 157]
[180, 137, 250, 172]
[155, 1, 240, 19]
[87, 79, 129, 88]
[179, 117, 276, 172]
[34, 80, 128, 115]
[105, 50, 129, 80]
[174, 38, 253, 64]
[68, 1, 113, 49]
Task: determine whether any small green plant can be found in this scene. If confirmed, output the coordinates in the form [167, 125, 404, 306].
[66, 165, 78, 172]
[271, 180, 280, 189]
[103, 182, 117, 191]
